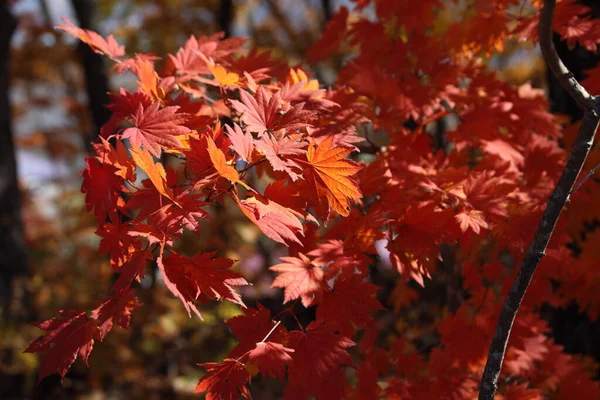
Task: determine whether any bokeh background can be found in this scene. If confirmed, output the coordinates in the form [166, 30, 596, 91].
[0, 0, 598, 399]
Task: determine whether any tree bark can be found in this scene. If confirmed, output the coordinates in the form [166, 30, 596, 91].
[69, 0, 111, 149]
[0, 1, 28, 318]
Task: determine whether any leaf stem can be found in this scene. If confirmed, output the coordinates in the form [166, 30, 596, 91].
[260, 320, 282, 343]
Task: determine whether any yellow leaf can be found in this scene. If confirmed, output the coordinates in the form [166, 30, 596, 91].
[130, 146, 174, 200]
[205, 135, 251, 190]
[209, 63, 240, 87]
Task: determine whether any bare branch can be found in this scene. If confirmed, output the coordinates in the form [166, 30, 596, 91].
[478, 1, 600, 398]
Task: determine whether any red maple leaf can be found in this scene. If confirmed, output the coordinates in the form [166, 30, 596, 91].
[502, 383, 543, 400]
[286, 322, 355, 387]
[25, 311, 98, 383]
[168, 35, 212, 76]
[316, 274, 383, 337]
[81, 158, 125, 224]
[157, 250, 248, 319]
[195, 359, 252, 400]
[126, 170, 209, 239]
[168, 33, 246, 76]
[231, 86, 314, 134]
[183, 135, 214, 180]
[255, 133, 307, 181]
[229, 48, 285, 83]
[247, 342, 294, 380]
[96, 222, 140, 268]
[25, 290, 141, 383]
[235, 195, 304, 246]
[121, 102, 190, 158]
[91, 290, 141, 340]
[385, 203, 454, 285]
[56, 17, 125, 60]
[109, 251, 147, 295]
[308, 239, 372, 280]
[226, 123, 256, 163]
[164, 191, 211, 233]
[307, 7, 349, 62]
[269, 253, 324, 307]
[101, 88, 153, 138]
[226, 304, 287, 358]
[92, 137, 136, 181]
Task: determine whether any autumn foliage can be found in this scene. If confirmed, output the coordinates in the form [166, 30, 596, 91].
[25, 1, 600, 398]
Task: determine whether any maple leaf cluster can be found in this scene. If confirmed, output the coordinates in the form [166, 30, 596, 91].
[26, 1, 600, 398]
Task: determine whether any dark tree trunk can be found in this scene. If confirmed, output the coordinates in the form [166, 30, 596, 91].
[218, 0, 234, 38]
[322, 0, 332, 23]
[0, 1, 28, 319]
[70, 0, 111, 149]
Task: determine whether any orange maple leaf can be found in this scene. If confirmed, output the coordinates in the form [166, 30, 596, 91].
[134, 56, 162, 100]
[304, 136, 362, 217]
[270, 254, 324, 307]
[206, 135, 251, 190]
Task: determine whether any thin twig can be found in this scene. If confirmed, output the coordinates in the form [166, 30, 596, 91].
[239, 157, 266, 176]
[571, 163, 600, 195]
[478, 1, 600, 398]
[260, 320, 282, 343]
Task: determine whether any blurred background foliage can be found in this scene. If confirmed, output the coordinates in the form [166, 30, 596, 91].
[0, 0, 564, 399]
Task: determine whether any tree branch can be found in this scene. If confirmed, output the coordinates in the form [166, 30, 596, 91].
[539, 0, 595, 112]
[478, 1, 600, 398]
